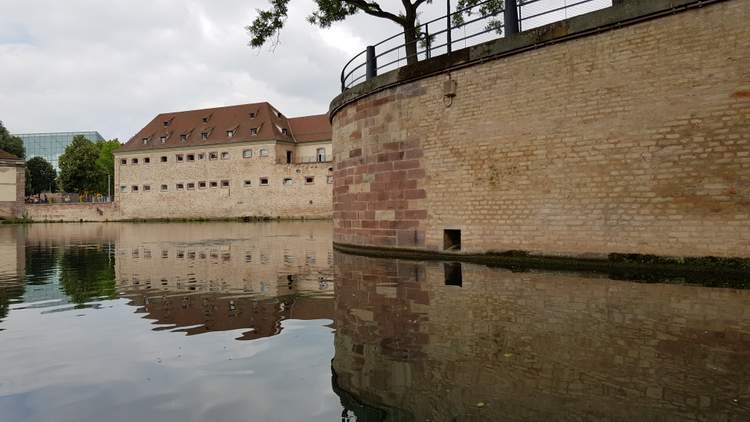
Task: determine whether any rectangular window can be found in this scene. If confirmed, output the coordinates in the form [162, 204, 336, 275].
[243, 180, 252, 187]
[142, 137, 149, 144]
[443, 229, 461, 251]
[221, 180, 230, 188]
[197, 153, 205, 160]
[161, 156, 167, 162]
[226, 130, 234, 138]
[201, 132, 208, 140]
[249, 112, 256, 119]
[326, 175, 334, 184]
[180, 134, 187, 142]
[186, 182, 195, 190]
[221, 152, 229, 160]
[209, 181, 218, 188]
[143, 185, 151, 192]
[198, 181, 206, 189]
[176, 154, 184, 162]
[120, 185, 127, 192]
[160, 184, 168, 192]
[243, 149, 253, 158]
[132, 185, 139, 192]
[131, 158, 138, 165]
[209, 152, 218, 160]
[281, 128, 289, 135]
[187, 154, 195, 162]
[250, 128, 258, 136]
[259, 148, 268, 157]
[260, 177, 269, 186]
[283, 178, 293, 186]
[160, 136, 167, 143]
[305, 176, 314, 184]
[144, 157, 150, 164]
[120, 159, 127, 165]
[176, 183, 185, 191]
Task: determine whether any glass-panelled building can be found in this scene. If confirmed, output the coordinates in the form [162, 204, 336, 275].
[14, 131, 105, 169]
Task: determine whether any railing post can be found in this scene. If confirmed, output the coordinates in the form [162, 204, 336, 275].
[425, 23, 431, 59]
[504, 0, 519, 37]
[446, 0, 452, 54]
[366, 45, 377, 80]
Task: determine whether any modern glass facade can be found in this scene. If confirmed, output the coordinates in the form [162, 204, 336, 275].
[14, 131, 105, 169]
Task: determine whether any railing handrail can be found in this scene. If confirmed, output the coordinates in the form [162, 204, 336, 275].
[340, 0, 611, 91]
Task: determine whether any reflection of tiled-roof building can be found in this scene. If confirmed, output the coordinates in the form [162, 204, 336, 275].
[114, 102, 333, 220]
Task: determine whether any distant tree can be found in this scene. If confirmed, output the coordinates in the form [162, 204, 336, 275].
[94, 139, 121, 196]
[25, 156, 57, 195]
[0, 120, 25, 159]
[57, 136, 104, 194]
[247, 0, 435, 65]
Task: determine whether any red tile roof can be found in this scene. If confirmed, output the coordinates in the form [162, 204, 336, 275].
[120, 102, 331, 152]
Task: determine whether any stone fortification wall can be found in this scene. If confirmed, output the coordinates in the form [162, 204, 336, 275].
[25, 203, 119, 223]
[330, 0, 750, 259]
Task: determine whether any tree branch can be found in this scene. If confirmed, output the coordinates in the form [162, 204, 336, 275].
[344, 0, 406, 25]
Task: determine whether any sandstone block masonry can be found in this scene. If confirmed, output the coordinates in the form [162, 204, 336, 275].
[330, 0, 750, 258]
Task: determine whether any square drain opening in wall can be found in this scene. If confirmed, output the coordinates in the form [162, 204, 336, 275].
[444, 263, 462, 287]
[443, 229, 461, 251]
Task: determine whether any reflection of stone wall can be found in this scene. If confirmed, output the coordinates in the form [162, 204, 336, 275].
[114, 221, 334, 298]
[332, 252, 750, 421]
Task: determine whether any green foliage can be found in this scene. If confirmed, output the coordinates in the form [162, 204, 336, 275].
[247, 0, 431, 63]
[94, 139, 121, 195]
[58, 246, 117, 306]
[25, 156, 57, 195]
[0, 120, 25, 159]
[57, 135, 104, 194]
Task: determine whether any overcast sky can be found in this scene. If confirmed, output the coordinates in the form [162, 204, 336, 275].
[0, 0, 609, 142]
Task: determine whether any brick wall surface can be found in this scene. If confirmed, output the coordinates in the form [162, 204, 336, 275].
[331, 0, 750, 258]
[332, 252, 750, 421]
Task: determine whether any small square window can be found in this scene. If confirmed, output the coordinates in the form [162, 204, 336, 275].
[120, 159, 127, 165]
[160, 136, 167, 144]
[198, 181, 207, 189]
[143, 185, 151, 192]
[283, 178, 293, 186]
[209, 181, 218, 188]
[209, 152, 218, 160]
[260, 177, 269, 186]
[160, 184, 168, 191]
[201, 132, 208, 140]
[221, 152, 229, 160]
[243, 180, 252, 187]
[131, 158, 138, 165]
[259, 148, 268, 157]
[180, 134, 187, 142]
[243, 149, 253, 159]
[250, 128, 258, 136]
[249, 112, 256, 119]
[176, 154, 184, 162]
[197, 153, 205, 160]
[281, 128, 289, 135]
[221, 180, 230, 188]
[326, 175, 334, 184]
[305, 176, 314, 184]
[160, 156, 167, 162]
[176, 183, 185, 191]
[142, 137, 149, 144]
[144, 157, 150, 164]
[120, 185, 127, 192]
[187, 154, 195, 162]
[163, 120, 170, 127]
[187, 182, 195, 190]
[227, 130, 234, 138]
[132, 185, 139, 192]
[202, 117, 208, 123]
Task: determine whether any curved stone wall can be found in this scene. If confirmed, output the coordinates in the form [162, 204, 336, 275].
[330, 0, 750, 258]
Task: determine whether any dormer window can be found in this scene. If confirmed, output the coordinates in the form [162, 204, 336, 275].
[163, 121, 169, 126]
[226, 130, 234, 138]
[249, 112, 256, 119]
[160, 136, 166, 143]
[200, 132, 208, 141]
[281, 128, 289, 135]
[202, 117, 208, 123]
[180, 134, 187, 142]
[249, 128, 258, 136]
[142, 137, 149, 145]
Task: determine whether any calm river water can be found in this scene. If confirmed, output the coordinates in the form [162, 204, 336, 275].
[0, 222, 748, 422]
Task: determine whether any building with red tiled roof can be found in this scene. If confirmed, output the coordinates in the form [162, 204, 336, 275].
[114, 102, 333, 220]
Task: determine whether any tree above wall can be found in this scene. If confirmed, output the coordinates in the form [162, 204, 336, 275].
[0, 121, 25, 159]
[57, 136, 104, 194]
[26, 156, 57, 196]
